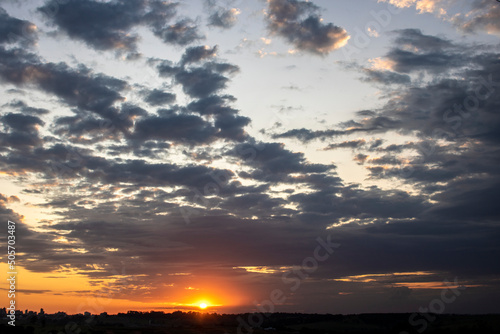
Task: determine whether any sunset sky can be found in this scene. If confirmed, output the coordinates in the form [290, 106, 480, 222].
[1, 0, 499, 315]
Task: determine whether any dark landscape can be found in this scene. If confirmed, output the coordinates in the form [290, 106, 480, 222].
[2, 310, 500, 334]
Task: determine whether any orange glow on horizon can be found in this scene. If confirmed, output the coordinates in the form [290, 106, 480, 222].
[0, 262, 244, 314]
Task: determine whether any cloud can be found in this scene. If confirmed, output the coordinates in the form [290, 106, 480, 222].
[374, 29, 465, 75]
[275, 28, 498, 141]
[0, 110, 45, 149]
[187, 95, 238, 115]
[323, 139, 367, 150]
[0, 194, 20, 204]
[38, 0, 203, 52]
[379, 0, 500, 36]
[132, 113, 219, 145]
[153, 18, 204, 46]
[143, 89, 176, 106]
[208, 7, 240, 29]
[0, 46, 125, 107]
[379, 0, 450, 15]
[0, 7, 37, 46]
[272, 115, 400, 142]
[5, 100, 50, 115]
[362, 68, 411, 84]
[265, 0, 350, 55]
[174, 63, 239, 98]
[180, 45, 218, 65]
[272, 128, 347, 142]
[342, 59, 411, 85]
[453, 0, 500, 35]
[392, 28, 455, 51]
[205, 0, 240, 29]
[2, 113, 44, 133]
[227, 141, 333, 183]
[1, 3, 500, 313]
[39, 0, 148, 51]
[0, 30, 248, 149]
[271, 30, 500, 242]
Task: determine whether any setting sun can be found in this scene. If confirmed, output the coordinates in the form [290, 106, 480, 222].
[199, 303, 208, 309]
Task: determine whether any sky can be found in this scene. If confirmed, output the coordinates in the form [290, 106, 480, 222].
[0, 0, 499, 315]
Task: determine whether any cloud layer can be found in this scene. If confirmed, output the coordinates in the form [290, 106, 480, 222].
[0, 1, 499, 315]
[265, 0, 350, 55]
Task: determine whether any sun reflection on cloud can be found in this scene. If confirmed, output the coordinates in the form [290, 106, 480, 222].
[332, 271, 436, 283]
[233, 266, 294, 274]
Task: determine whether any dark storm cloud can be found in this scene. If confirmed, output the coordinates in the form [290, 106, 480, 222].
[0, 8, 37, 46]
[131, 109, 249, 144]
[155, 51, 239, 98]
[143, 89, 176, 106]
[272, 128, 346, 142]
[174, 63, 238, 98]
[133, 113, 219, 144]
[153, 18, 204, 46]
[38, 0, 168, 51]
[6, 100, 50, 115]
[428, 180, 500, 220]
[265, 0, 350, 55]
[135, 52, 247, 144]
[386, 48, 464, 74]
[274, 30, 499, 142]
[323, 139, 366, 150]
[6, 178, 499, 309]
[0, 198, 72, 273]
[219, 193, 289, 218]
[0, 124, 240, 192]
[4, 159, 498, 312]
[0, 46, 146, 136]
[227, 141, 332, 183]
[16, 213, 319, 281]
[286, 180, 430, 227]
[0, 130, 43, 149]
[340, 29, 463, 85]
[270, 30, 500, 276]
[208, 8, 239, 29]
[52, 115, 121, 143]
[155, 59, 180, 77]
[2, 113, 44, 133]
[37, 0, 203, 51]
[214, 113, 251, 141]
[0, 111, 45, 149]
[106, 140, 171, 159]
[272, 115, 400, 142]
[384, 29, 467, 74]
[90, 159, 236, 191]
[1, 35, 248, 150]
[180, 45, 218, 65]
[187, 95, 238, 115]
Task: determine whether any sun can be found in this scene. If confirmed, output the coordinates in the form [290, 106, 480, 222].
[199, 303, 208, 309]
